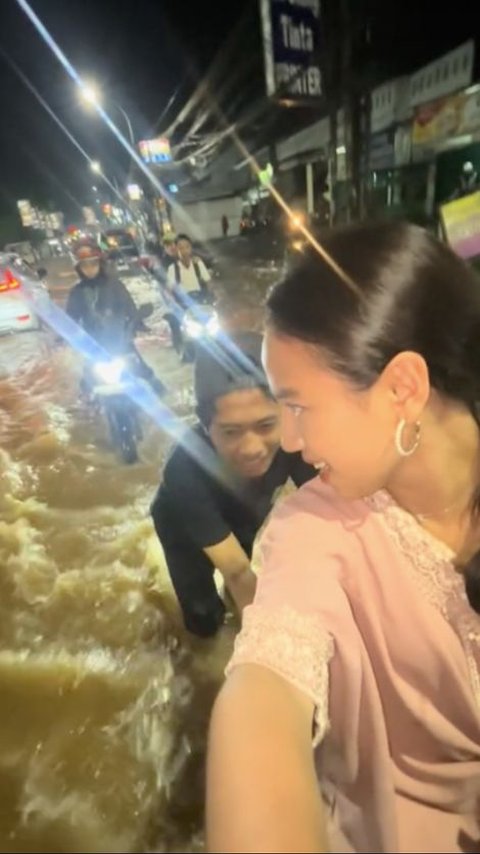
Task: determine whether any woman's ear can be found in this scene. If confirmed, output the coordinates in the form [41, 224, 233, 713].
[381, 351, 430, 421]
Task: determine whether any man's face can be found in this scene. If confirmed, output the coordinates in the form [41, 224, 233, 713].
[79, 258, 100, 279]
[177, 239, 192, 264]
[209, 388, 280, 479]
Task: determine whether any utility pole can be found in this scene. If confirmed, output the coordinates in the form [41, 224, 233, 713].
[321, 0, 340, 224]
[340, 0, 364, 221]
[322, 0, 371, 223]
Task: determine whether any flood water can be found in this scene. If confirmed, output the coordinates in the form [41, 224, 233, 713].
[0, 325, 236, 853]
[0, 255, 280, 853]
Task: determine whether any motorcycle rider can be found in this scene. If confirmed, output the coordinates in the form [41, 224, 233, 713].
[163, 234, 212, 354]
[66, 240, 166, 395]
[450, 161, 480, 200]
[161, 233, 178, 267]
[167, 233, 211, 297]
[150, 332, 315, 638]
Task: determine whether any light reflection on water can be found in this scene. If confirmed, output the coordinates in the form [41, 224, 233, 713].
[0, 336, 234, 853]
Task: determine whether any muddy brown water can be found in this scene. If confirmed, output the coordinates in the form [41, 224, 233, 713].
[0, 264, 279, 852]
[0, 336, 237, 853]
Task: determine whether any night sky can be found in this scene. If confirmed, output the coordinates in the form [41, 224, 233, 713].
[0, 0, 478, 223]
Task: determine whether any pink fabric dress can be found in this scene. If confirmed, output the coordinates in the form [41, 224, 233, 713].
[227, 478, 480, 853]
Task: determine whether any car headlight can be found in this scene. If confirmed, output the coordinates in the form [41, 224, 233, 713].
[94, 357, 126, 384]
[184, 317, 203, 338]
[206, 313, 220, 335]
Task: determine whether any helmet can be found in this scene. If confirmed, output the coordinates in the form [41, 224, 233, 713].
[463, 161, 475, 175]
[73, 240, 103, 262]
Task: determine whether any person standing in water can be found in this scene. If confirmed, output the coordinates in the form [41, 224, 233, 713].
[207, 222, 480, 853]
[151, 333, 315, 638]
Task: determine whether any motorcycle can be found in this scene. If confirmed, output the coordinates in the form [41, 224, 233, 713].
[90, 303, 154, 464]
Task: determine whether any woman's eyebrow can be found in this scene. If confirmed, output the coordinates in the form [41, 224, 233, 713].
[274, 387, 299, 401]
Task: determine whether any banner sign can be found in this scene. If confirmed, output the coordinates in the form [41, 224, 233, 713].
[260, 0, 322, 104]
[138, 137, 172, 164]
[394, 124, 412, 167]
[413, 88, 480, 148]
[440, 191, 480, 259]
[127, 183, 143, 201]
[368, 131, 395, 171]
[82, 207, 97, 226]
[17, 199, 34, 228]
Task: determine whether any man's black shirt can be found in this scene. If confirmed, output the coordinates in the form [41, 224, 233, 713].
[151, 424, 315, 557]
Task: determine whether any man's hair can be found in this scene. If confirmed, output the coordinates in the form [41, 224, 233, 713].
[195, 332, 271, 427]
[175, 233, 192, 245]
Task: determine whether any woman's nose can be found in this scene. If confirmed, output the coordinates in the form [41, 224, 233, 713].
[280, 410, 304, 453]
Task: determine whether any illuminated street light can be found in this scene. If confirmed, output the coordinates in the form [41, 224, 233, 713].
[79, 80, 135, 147]
[90, 160, 102, 174]
[80, 81, 100, 106]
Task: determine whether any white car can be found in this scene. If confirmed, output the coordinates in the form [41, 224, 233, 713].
[0, 253, 47, 335]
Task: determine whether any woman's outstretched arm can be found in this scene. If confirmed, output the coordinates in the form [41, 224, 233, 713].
[207, 663, 328, 854]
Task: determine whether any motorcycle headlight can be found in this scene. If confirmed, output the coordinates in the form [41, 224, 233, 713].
[94, 358, 126, 384]
[292, 240, 305, 252]
[288, 212, 305, 231]
[184, 317, 203, 338]
[206, 313, 220, 335]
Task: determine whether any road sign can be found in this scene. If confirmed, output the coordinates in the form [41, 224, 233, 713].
[260, 0, 322, 105]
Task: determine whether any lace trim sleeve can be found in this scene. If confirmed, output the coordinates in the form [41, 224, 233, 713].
[226, 604, 334, 747]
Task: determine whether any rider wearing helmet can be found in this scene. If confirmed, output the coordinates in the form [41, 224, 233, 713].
[66, 240, 165, 394]
[161, 233, 178, 267]
[450, 161, 479, 200]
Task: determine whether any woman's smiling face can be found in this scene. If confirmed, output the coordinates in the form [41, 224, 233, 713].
[263, 329, 402, 500]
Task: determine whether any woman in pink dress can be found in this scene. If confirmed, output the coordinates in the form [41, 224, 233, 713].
[206, 222, 480, 853]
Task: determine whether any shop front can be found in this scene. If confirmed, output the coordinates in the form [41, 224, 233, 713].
[362, 127, 431, 224]
[411, 84, 480, 215]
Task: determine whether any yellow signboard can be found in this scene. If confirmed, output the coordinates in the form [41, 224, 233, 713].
[413, 89, 480, 147]
[440, 191, 480, 259]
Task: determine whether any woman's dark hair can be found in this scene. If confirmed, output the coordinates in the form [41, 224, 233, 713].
[267, 221, 480, 614]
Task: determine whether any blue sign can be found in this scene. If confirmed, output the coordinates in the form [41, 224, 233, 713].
[260, 0, 322, 103]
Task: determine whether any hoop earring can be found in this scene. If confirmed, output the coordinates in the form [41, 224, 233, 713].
[395, 419, 420, 458]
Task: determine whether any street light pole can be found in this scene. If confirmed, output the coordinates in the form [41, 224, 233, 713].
[79, 81, 135, 148]
[115, 105, 135, 149]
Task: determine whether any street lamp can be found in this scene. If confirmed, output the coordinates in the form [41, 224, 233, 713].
[88, 162, 122, 198]
[79, 80, 136, 148]
[80, 82, 100, 107]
